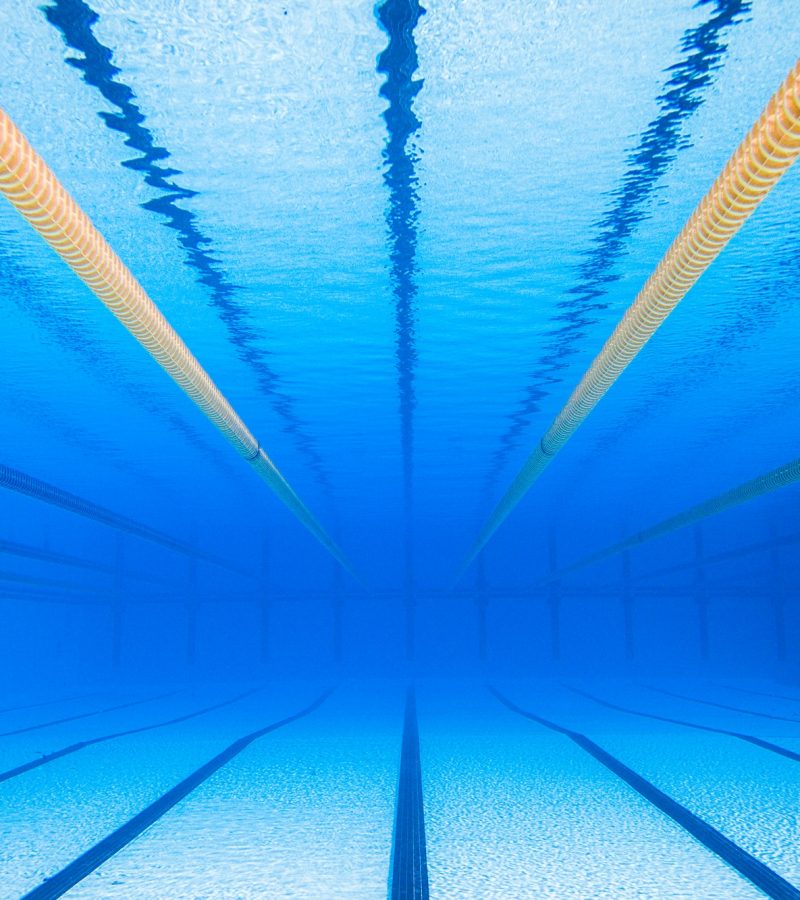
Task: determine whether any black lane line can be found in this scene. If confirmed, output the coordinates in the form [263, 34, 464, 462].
[0, 687, 263, 785]
[0, 692, 101, 715]
[490, 685, 800, 900]
[22, 688, 334, 900]
[714, 683, 800, 705]
[0, 690, 180, 737]
[644, 685, 800, 724]
[390, 687, 429, 900]
[566, 685, 800, 764]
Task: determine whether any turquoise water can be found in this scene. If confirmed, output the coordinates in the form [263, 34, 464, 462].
[0, 0, 799, 896]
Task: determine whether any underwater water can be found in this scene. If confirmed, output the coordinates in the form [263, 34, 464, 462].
[0, 0, 799, 896]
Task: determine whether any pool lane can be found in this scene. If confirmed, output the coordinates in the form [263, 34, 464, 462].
[493, 686, 799, 899]
[418, 681, 761, 899]
[0, 686, 263, 785]
[0, 690, 164, 757]
[0, 684, 326, 898]
[63, 682, 404, 899]
[510, 681, 800, 891]
[22, 690, 332, 899]
[634, 683, 800, 749]
[0, 689, 201, 776]
[0, 689, 179, 737]
[567, 684, 800, 763]
[0, 690, 101, 715]
[645, 683, 800, 725]
[715, 682, 800, 707]
[7, 679, 793, 897]
[0, 687, 246, 778]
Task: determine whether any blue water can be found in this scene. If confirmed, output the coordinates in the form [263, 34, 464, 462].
[0, 1, 799, 896]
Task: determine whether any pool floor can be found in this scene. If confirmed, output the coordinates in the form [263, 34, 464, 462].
[1, 678, 798, 898]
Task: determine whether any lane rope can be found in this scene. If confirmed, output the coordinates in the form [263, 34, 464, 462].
[462, 60, 800, 573]
[0, 462, 232, 568]
[542, 457, 800, 583]
[0, 108, 355, 577]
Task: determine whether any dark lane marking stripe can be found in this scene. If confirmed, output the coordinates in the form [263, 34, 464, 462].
[645, 685, 800, 724]
[390, 687, 429, 900]
[490, 686, 800, 900]
[0, 690, 179, 737]
[0, 692, 101, 716]
[567, 685, 800, 764]
[22, 688, 334, 900]
[0, 687, 262, 785]
[714, 683, 800, 705]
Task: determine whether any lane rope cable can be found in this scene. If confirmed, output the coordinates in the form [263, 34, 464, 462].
[0, 535, 165, 582]
[0, 462, 233, 570]
[541, 456, 800, 583]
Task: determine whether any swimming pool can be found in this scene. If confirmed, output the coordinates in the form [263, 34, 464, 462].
[0, 1, 799, 896]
